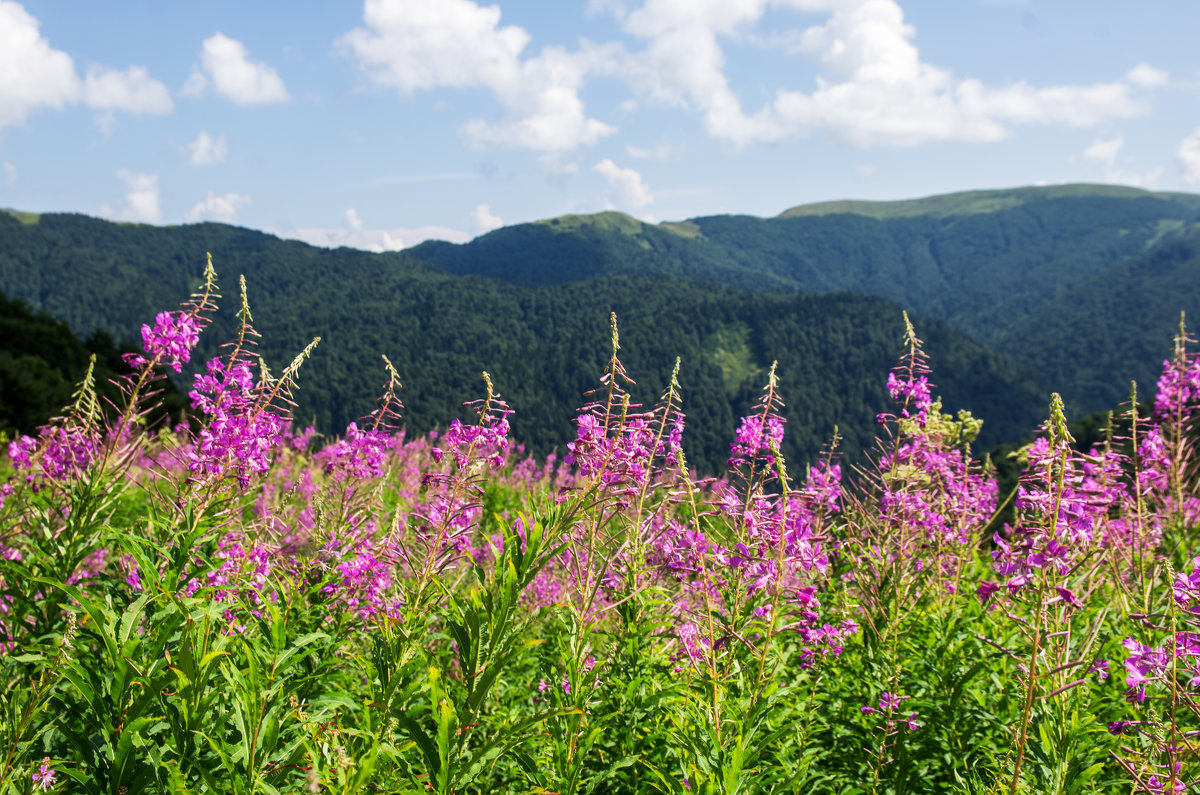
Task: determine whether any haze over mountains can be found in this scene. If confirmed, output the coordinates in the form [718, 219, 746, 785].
[2, 184, 1198, 472]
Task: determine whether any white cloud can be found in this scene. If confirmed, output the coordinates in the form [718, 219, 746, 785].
[2, 161, 15, 183]
[100, 170, 162, 224]
[83, 65, 173, 114]
[1126, 63, 1169, 88]
[185, 191, 251, 223]
[594, 158, 653, 208]
[339, 0, 616, 153]
[185, 131, 228, 166]
[345, 207, 364, 231]
[472, 203, 504, 233]
[0, 1, 79, 128]
[1083, 135, 1123, 168]
[188, 33, 290, 105]
[617, 0, 1156, 148]
[0, 4, 173, 129]
[1179, 128, 1200, 186]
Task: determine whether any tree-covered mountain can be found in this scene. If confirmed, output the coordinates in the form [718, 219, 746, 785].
[0, 210, 1047, 473]
[409, 184, 1200, 417]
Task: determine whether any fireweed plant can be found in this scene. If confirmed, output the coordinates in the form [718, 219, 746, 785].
[2, 261, 1200, 793]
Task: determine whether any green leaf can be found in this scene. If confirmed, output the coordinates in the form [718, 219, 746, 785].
[118, 592, 154, 645]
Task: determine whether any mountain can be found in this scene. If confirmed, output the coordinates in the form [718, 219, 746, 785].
[407, 184, 1200, 416]
[0, 211, 1046, 473]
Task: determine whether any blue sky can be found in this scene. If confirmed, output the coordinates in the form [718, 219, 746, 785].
[1, 0, 1198, 251]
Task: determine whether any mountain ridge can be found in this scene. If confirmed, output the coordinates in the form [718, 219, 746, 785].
[405, 184, 1200, 419]
[0, 208, 1050, 472]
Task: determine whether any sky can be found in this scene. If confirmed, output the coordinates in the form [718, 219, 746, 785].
[1, 0, 1198, 251]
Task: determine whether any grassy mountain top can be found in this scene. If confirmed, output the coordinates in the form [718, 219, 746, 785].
[533, 210, 646, 236]
[532, 210, 705, 240]
[777, 183, 1200, 219]
[0, 208, 41, 225]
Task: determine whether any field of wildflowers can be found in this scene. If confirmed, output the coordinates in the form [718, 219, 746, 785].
[2, 257, 1200, 794]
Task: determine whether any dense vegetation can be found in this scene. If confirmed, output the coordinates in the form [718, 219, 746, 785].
[411, 185, 1200, 416]
[1, 269, 1198, 793]
[0, 211, 1049, 473]
[0, 291, 187, 437]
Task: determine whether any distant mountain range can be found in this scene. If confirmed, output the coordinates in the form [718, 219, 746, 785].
[2, 183, 1197, 471]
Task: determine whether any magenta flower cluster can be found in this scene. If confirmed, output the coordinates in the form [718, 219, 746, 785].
[188, 358, 288, 486]
[727, 413, 785, 468]
[8, 426, 96, 484]
[566, 412, 659, 496]
[124, 310, 202, 373]
[319, 421, 392, 480]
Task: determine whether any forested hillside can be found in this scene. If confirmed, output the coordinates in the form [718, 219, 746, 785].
[0, 211, 1046, 472]
[0, 290, 187, 435]
[410, 184, 1200, 417]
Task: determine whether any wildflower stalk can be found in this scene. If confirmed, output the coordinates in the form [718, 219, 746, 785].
[104, 253, 220, 471]
[1008, 393, 1072, 795]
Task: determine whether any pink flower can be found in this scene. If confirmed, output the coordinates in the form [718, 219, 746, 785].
[137, 311, 201, 373]
[32, 757, 55, 790]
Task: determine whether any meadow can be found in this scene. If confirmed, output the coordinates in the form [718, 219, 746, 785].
[1, 257, 1198, 794]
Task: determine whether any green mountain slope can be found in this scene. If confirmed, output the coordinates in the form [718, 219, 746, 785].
[776, 183, 1200, 219]
[995, 224, 1200, 408]
[407, 185, 1200, 417]
[0, 212, 1046, 472]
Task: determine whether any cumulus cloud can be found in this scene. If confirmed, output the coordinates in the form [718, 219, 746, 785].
[1126, 63, 1169, 88]
[617, 0, 1160, 147]
[185, 131, 228, 166]
[0, 2, 171, 129]
[1083, 135, 1123, 168]
[0, 2, 78, 127]
[83, 65, 173, 114]
[339, 0, 615, 153]
[345, 208, 364, 231]
[1179, 129, 1200, 186]
[594, 158, 653, 209]
[100, 170, 163, 224]
[185, 191, 251, 223]
[472, 204, 504, 233]
[185, 33, 290, 105]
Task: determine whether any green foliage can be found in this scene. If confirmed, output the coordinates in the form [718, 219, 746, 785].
[410, 186, 1200, 422]
[0, 290, 188, 436]
[0, 213, 1049, 473]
